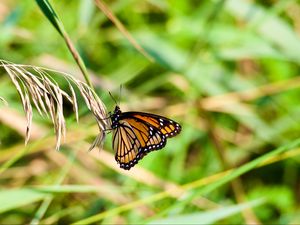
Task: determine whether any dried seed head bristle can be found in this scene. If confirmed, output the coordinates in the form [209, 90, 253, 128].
[0, 59, 108, 150]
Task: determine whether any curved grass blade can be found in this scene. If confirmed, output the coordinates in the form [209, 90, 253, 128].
[30, 148, 79, 225]
[72, 138, 300, 224]
[148, 199, 265, 225]
[35, 0, 62, 35]
[93, 0, 153, 62]
[35, 0, 93, 88]
[0, 189, 49, 213]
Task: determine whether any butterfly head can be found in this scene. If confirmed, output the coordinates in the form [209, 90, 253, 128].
[114, 105, 121, 114]
[111, 106, 122, 129]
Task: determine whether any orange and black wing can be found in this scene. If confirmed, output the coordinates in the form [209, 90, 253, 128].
[121, 112, 181, 138]
[113, 118, 167, 170]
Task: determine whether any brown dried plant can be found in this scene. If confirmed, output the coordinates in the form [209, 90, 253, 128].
[0, 59, 108, 150]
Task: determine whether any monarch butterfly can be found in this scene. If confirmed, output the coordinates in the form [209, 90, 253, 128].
[110, 106, 181, 170]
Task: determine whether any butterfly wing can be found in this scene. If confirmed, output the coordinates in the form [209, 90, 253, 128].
[121, 112, 181, 138]
[113, 118, 168, 170]
[112, 110, 181, 170]
[113, 121, 141, 170]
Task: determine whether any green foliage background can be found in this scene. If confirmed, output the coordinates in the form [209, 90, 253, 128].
[1, 0, 300, 224]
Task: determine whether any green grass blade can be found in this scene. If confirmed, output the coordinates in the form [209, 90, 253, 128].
[30, 149, 79, 225]
[148, 199, 265, 225]
[0, 189, 48, 213]
[72, 138, 300, 224]
[30, 185, 105, 193]
[35, 0, 93, 88]
[35, 0, 63, 36]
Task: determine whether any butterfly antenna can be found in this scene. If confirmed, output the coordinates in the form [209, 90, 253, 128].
[118, 84, 123, 105]
[109, 91, 118, 105]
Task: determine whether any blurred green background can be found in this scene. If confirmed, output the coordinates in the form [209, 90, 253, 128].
[1, 0, 300, 224]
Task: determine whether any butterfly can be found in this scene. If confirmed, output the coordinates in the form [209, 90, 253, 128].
[110, 106, 181, 170]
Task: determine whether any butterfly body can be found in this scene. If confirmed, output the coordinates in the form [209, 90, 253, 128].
[110, 106, 181, 170]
